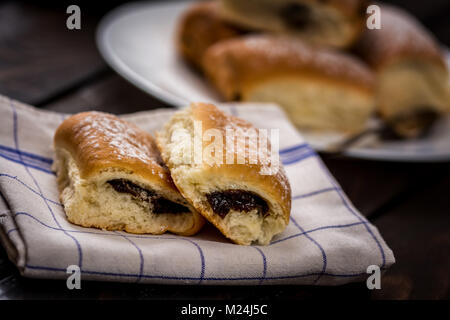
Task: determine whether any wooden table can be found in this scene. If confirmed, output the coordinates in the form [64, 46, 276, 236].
[1, 1, 449, 300]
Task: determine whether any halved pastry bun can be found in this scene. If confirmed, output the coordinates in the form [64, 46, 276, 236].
[53, 111, 204, 236]
[156, 102, 291, 245]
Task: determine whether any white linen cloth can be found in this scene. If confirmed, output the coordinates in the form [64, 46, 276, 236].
[0, 95, 394, 285]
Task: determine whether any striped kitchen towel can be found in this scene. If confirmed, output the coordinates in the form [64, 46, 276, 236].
[0, 95, 394, 285]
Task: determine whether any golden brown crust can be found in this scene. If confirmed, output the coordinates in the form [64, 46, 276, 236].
[202, 34, 375, 100]
[354, 5, 446, 71]
[54, 111, 178, 192]
[191, 103, 292, 222]
[177, 1, 243, 69]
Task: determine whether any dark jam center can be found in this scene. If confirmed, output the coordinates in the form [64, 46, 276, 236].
[152, 197, 189, 214]
[280, 3, 312, 29]
[206, 190, 269, 219]
[107, 179, 188, 214]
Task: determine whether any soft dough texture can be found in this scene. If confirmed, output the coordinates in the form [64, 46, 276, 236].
[156, 102, 291, 245]
[355, 5, 450, 123]
[219, 0, 368, 48]
[203, 35, 375, 133]
[53, 111, 205, 236]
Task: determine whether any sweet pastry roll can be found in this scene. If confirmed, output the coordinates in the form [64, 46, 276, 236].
[218, 0, 368, 48]
[177, 1, 244, 69]
[53, 112, 205, 236]
[355, 5, 450, 136]
[156, 102, 291, 245]
[202, 35, 376, 133]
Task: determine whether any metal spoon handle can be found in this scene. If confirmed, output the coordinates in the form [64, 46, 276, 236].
[326, 125, 384, 156]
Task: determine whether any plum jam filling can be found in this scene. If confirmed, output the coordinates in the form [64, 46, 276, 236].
[280, 3, 312, 29]
[107, 179, 189, 214]
[206, 190, 269, 219]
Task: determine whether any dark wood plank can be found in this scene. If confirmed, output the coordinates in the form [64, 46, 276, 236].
[370, 171, 450, 299]
[0, 1, 105, 105]
[44, 72, 171, 114]
[321, 156, 450, 218]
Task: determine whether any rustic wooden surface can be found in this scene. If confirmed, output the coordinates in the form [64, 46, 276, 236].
[0, 0, 449, 300]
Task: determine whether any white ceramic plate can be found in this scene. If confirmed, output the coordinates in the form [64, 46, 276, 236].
[97, 0, 450, 162]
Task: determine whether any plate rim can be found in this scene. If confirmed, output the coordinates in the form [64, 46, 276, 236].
[96, 0, 193, 108]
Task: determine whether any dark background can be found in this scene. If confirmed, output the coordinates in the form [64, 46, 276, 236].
[0, 0, 449, 300]
[380, 0, 450, 46]
[35, 0, 450, 45]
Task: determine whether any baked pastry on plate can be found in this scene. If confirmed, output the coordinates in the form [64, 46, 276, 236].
[218, 0, 368, 48]
[355, 5, 450, 137]
[53, 111, 205, 235]
[156, 103, 291, 245]
[177, 1, 243, 69]
[203, 35, 376, 133]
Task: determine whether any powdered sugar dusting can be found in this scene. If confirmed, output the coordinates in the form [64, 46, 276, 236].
[356, 5, 443, 69]
[72, 112, 159, 168]
[210, 107, 291, 202]
[226, 35, 374, 88]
